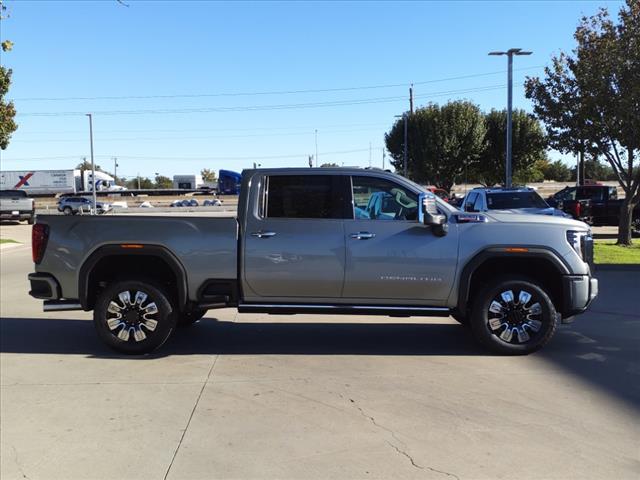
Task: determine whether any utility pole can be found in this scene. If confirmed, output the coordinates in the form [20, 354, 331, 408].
[113, 157, 118, 184]
[489, 48, 532, 188]
[315, 129, 318, 167]
[85, 114, 97, 214]
[137, 173, 141, 190]
[409, 84, 414, 114]
[403, 113, 408, 178]
[382, 149, 386, 170]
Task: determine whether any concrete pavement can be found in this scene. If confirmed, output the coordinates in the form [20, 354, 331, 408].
[1, 222, 638, 479]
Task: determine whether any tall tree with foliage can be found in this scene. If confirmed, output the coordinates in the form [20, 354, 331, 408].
[525, 0, 639, 245]
[473, 109, 547, 186]
[154, 175, 172, 189]
[385, 101, 486, 191]
[200, 168, 217, 182]
[0, 1, 17, 150]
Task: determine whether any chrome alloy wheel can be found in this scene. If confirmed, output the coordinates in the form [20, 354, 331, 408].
[487, 289, 543, 344]
[106, 290, 159, 342]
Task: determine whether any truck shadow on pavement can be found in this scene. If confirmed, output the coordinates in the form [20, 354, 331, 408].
[0, 318, 484, 356]
[1, 309, 638, 411]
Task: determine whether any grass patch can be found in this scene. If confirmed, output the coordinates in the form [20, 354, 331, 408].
[0, 239, 19, 245]
[594, 240, 640, 264]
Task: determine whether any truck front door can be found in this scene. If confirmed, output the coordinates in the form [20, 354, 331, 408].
[343, 175, 459, 304]
[242, 174, 350, 299]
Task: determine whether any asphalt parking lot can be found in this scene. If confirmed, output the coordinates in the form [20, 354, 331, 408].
[1, 222, 639, 479]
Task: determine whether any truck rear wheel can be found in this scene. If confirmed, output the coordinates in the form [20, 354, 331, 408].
[469, 276, 558, 355]
[93, 280, 177, 354]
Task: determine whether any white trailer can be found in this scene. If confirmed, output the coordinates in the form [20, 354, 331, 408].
[173, 175, 204, 189]
[0, 169, 80, 195]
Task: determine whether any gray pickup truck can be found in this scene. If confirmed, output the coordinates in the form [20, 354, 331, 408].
[28, 168, 598, 355]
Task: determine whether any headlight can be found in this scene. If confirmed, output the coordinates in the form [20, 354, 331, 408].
[566, 230, 593, 263]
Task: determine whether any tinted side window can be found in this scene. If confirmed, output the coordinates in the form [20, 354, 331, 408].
[352, 176, 418, 221]
[464, 192, 478, 211]
[266, 175, 348, 219]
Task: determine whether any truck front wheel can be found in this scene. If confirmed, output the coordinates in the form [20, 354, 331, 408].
[93, 280, 177, 354]
[470, 276, 558, 355]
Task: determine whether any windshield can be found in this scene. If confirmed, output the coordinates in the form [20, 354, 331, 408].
[487, 191, 549, 209]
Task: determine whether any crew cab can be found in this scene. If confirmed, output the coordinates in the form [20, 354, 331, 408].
[28, 168, 598, 355]
[548, 185, 640, 231]
[0, 190, 35, 224]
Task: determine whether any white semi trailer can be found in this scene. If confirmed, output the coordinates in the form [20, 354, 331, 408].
[0, 169, 125, 195]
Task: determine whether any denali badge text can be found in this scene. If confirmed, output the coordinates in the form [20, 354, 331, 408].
[380, 275, 443, 282]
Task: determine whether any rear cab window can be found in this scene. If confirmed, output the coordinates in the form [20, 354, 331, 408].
[263, 175, 350, 219]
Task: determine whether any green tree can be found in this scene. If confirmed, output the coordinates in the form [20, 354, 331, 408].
[125, 177, 154, 189]
[201, 168, 217, 182]
[570, 158, 618, 182]
[154, 175, 172, 189]
[542, 160, 572, 182]
[385, 101, 486, 191]
[0, 2, 17, 150]
[525, 0, 640, 245]
[473, 109, 547, 186]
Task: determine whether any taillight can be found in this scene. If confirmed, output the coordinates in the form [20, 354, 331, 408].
[575, 202, 581, 218]
[32, 223, 49, 264]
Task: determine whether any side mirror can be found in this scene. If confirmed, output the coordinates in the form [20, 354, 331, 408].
[418, 192, 448, 237]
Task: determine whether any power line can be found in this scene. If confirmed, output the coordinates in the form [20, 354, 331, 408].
[10, 127, 386, 144]
[12, 66, 543, 102]
[16, 84, 506, 117]
[1, 147, 376, 162]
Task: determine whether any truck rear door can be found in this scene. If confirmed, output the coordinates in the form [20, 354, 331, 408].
[242, 174, 350, 299]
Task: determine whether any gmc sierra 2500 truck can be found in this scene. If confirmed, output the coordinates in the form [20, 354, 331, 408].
[28, 168, 598, 355]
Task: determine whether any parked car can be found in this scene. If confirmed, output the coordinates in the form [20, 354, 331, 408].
[461, 187, 571, 218]
[547, 185, 640, 230]
[57, 196, 110, 215]
[170, 200, 183, 208]
[0, 189, 35, 224]
[203, 199, 222, 206]
[29, 168, 597, 356]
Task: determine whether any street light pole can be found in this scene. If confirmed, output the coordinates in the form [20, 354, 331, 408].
[86, 114, 97, 214]
[315, 129, 318, 167]
[113, 157, 118, 184]
[489, 48, 532, 188]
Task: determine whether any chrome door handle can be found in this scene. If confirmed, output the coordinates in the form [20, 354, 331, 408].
[350, 232, 376, 240]
[251, 231, 277, 238]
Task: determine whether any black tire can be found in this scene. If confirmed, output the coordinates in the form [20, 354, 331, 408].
[93, 280, 177, 354]
[63, 207, 73, 215]
[450, 313, 468, 326]
[177, 308, 207, 327]
[469, 276, 558, 355]
[27, 215, 35, 225]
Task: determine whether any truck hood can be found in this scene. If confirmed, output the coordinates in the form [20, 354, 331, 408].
[490, 207, 571, 218]
[482, 211, 589, 230]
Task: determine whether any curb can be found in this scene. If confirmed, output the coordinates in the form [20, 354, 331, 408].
[0, 242, 23, 251]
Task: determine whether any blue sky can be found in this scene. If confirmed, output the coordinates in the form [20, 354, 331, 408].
[0, 0, 623, 180]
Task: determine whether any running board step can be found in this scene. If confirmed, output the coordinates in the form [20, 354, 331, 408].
[43, 300, 83, 312]
[237, 303, 450, 317]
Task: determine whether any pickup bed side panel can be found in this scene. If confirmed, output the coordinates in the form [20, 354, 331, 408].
[35, 215, 238, 302]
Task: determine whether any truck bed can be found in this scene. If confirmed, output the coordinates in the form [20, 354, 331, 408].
[35, 214, 239, 302]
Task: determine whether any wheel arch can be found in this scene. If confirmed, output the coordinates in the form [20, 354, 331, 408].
[456, 247, 570, 318]
[79, 244, 188, 311]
